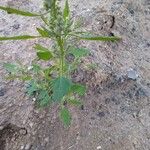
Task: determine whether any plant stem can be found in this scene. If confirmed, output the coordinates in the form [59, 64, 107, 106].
[57, 36, 64, 76]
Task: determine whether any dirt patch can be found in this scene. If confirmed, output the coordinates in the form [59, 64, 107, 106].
[0, 124, 27, 150]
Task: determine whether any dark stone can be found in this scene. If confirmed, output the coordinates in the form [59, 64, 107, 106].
[109, 32, 114, 36]
[12, 24, 20, 30]
[91, 117, 95, 120]
[147, 43, 150, 47]
[81, 105, 84, 110]
[147, 83, 150, 88]
[111, 97, 120, 105]
[128, 92, 133, 99]
[129, 9, 134, 15]
[135, 88, 147, 98]
[96, 112, 105, 118]
[0, 89, 5, 97]
[63, 100, 67, 106]
[131, 27, 136, 33]
[105, 98, 111, 104]
[122, 92, 126, 97]
[126, 91, 133, 99]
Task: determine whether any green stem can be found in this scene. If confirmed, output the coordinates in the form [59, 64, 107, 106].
[57, 37, 65, 76]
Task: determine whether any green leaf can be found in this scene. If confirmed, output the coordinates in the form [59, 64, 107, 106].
[5, 74, 18, 80]
[36, 27, 50, 37]
[3, 63, 18, 74]
[71, 34, 121, 42]
[69, 47, 90, 58]
[73, 17, 84, 29]
[44, 66, 55, 79]
[32, 64, 42, 73]
[44, 0, 56, 11]
[20, 75, 32, 81]
[0, 6, 39, 17]
[59, 107, 71, 127]
[0, 35, 40, 41]
[68, 99, 82, 106]
[70, 84, 86, 96]
[26, 80, 38, 96]
[42, 27, 53, 36]
[34, 44, 53, 61]
[63, 0, 70, 20]
[38, 90, 51, 107]
[52, 77, 72, 102]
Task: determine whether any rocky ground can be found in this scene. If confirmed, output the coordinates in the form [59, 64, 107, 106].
[0, 0, 150, 150]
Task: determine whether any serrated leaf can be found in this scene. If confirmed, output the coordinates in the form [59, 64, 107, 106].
[34, 44, 53, 61]
[0, 35, 40, 41]
[3, 63, 18, 74]
[59, 107, 71, 127]
[69, 47, 90, 58]
[0, 6, 39, 17]
[70, 84, 86, 96]
[68, 99, 82, 106]
[38, 90, 51, 107]
[63, 0, 70, 20]
[36, 27, 50, 37]
[52, 77, 72, 102]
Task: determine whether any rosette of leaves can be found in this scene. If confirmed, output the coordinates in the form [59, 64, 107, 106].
[0, 0, 121, 127]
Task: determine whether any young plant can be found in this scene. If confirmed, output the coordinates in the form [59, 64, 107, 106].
[0, 0, 120, 127]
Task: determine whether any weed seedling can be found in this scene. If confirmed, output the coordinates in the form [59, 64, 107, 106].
[0, 0, 120, 127]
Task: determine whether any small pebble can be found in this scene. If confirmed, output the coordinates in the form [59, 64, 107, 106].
[27, 66, 33, 71]
[97, 146, 102, 149]
[25, 144, 32, 150]
[0, 126, 4, 130]
[81, 105, 84, 110]
[19, 128, 27, 135]
[91, 116, 95, 120]
[32, 98, 36, 102]
[44, 137, 49, 143]
[12, 24, 20, 29]
[127, 68, 139, 80]
[96, 112, 105, 118]
[135, 88, 147, 97]
[20, 145, 25, 150]
[29, 122, 34, 128]
[147, 43, 150, 47]
[105, 98, 111, 104]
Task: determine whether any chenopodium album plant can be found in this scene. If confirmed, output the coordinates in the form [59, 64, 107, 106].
[0, 0, 120, 126]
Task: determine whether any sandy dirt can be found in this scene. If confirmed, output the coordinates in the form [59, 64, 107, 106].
[0, 0, 150, 150]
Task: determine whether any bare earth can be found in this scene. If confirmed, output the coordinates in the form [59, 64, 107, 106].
[0, 0, 150, 150]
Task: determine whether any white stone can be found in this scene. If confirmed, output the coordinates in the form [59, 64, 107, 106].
[97, 146, 102, 150]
